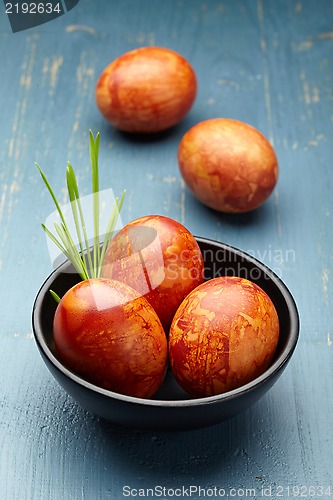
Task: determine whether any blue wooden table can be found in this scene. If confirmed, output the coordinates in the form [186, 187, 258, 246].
[1, 1, 332, 498]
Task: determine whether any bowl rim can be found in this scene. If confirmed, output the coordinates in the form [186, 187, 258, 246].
[32, 236, 300, 408]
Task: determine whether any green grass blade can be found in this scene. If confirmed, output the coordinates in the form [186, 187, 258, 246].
[66, 158, 94, 277]
[54, 222, 88, 280]
[90, 131, 101, 278]
[41, 223, 69, 260]
[75, 193, 94, 278]
[98, 190, 126, 277]
[66, 162, 89, 276]
[37, 132, 126, 285]
[36, 163, 67, 227]
[50, 290, 61, 304]
[37, 162, 88, 277]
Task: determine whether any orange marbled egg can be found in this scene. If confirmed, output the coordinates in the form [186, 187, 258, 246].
[169, 276, 280, 397]
[102, 215, 205, 332]
[54, 278, 167, 398]
[178, 118, 278, 213]
[95, 47, 197, 133]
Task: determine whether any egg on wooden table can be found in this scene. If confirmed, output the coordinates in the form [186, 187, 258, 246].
[178, 118, 278, 213]
[96, 46, 197, 133]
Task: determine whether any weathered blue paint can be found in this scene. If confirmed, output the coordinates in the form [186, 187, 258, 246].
[0, 0, 332, 498]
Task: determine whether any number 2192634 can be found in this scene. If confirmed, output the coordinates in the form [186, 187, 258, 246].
[5, 3, 62, 14]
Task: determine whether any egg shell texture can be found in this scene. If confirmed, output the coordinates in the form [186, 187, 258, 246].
[102, 215, 205, 332]
[169, 276, 280, 397]
[54, 278, 168, 399]
[96, 47, 197, 133]
[178, 118, 278, 213]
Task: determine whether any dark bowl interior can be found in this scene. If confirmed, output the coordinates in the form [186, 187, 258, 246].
[32, 237, 299, 431]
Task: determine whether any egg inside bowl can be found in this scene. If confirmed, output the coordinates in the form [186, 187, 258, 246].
[32, 237, 299, 431]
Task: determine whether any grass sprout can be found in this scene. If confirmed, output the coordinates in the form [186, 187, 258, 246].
[36, 131, 125, 288]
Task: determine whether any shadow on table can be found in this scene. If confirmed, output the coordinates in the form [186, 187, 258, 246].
[29, 367, 292, 492]
[90, 392, 284, 481]
[96, 112, 201, 146]
[188, 192, 277, 230]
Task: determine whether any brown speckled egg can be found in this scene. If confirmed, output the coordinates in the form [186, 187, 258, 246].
[178, 118, 278, 213]
[169, 276, 280, 397]
[54, 278, 167, 399]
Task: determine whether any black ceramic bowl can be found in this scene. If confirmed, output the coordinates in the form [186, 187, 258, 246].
[32, 237, 299, 431]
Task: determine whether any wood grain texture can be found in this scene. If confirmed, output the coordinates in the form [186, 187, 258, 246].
[0, 0, 332, 498]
